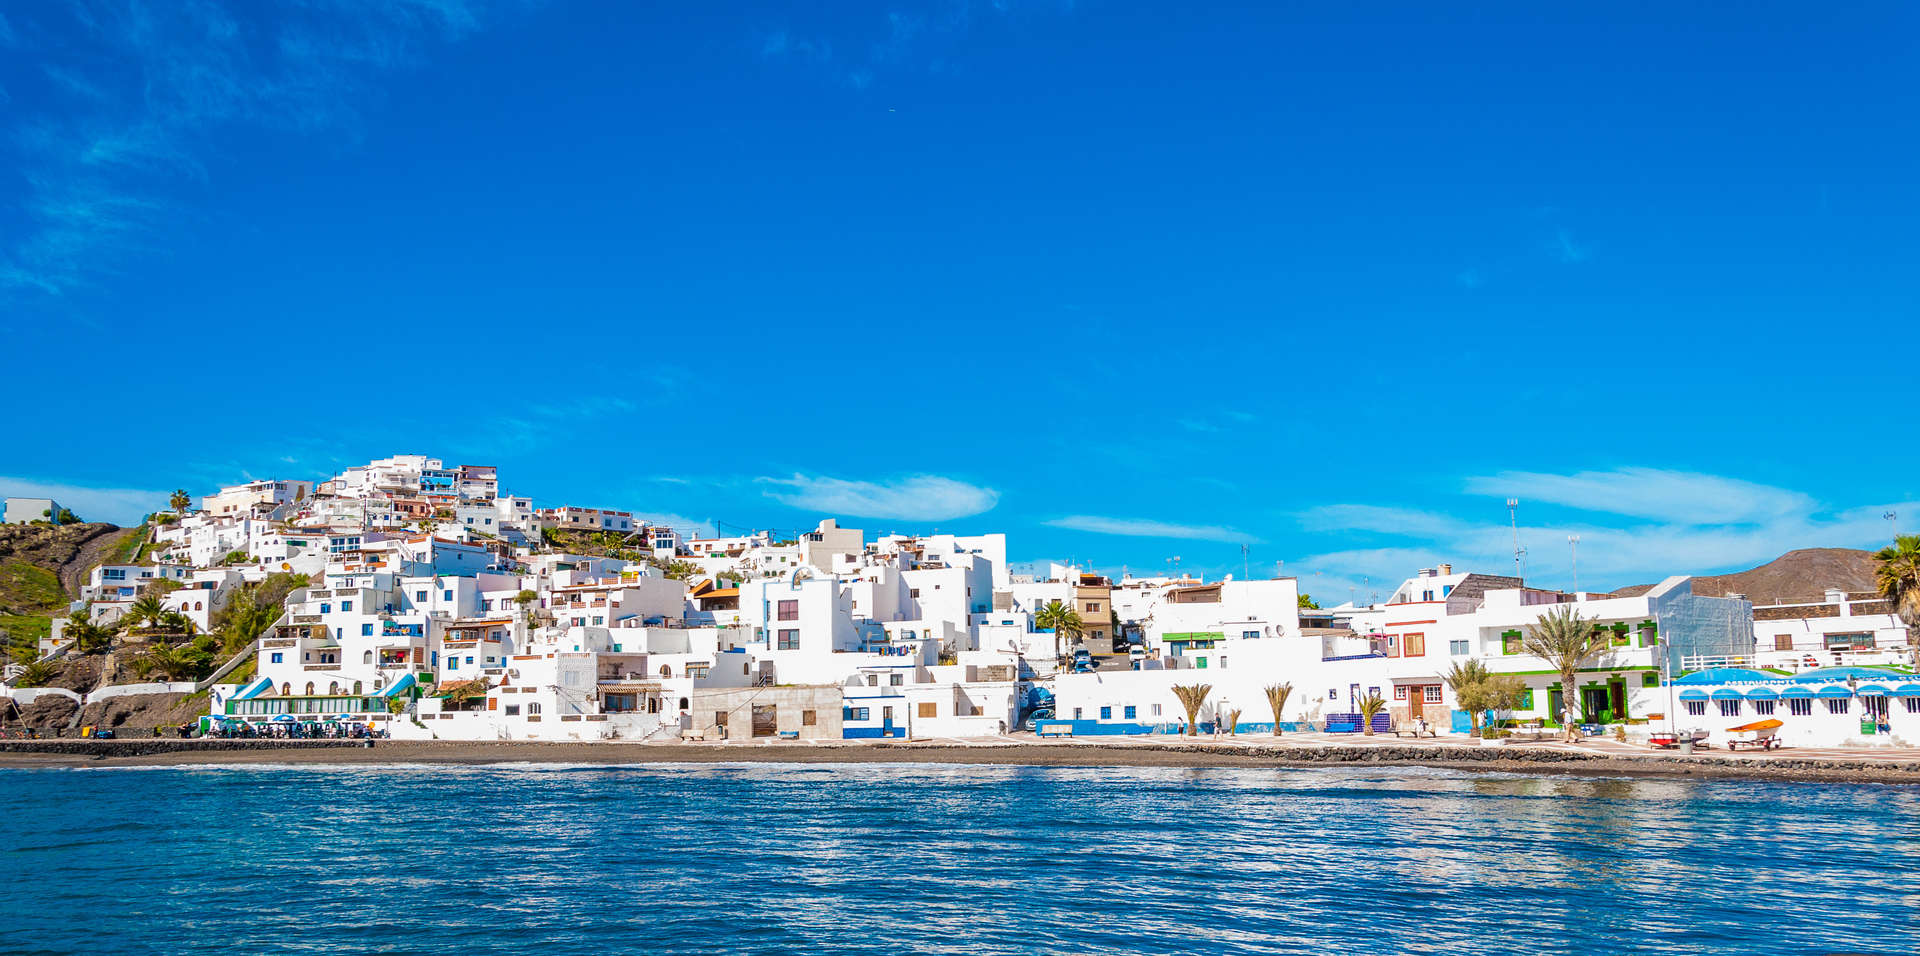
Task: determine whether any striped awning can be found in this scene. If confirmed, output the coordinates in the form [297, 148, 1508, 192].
[1678, 689, 1709, 702]
[1744, 687, 1780, 701]
[1813, 685, 1854, 700]
[1855, 684, 1896, 697]
[1709, 689, 1744, 702]
[1894, 684, 1920, 697]
[1780, 686, 1816, 699]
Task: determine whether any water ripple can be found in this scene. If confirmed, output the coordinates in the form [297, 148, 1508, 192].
[0, 764, 1914, 954]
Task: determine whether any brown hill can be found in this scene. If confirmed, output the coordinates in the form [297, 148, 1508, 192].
[1605, 548, 1879, 605]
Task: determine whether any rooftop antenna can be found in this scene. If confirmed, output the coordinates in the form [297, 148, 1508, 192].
[1241, 543, 1249, 582]
[1568, 534, 1580, 593]
[1887, 510, 1899, 539]
[1507, 498, 1522, 578]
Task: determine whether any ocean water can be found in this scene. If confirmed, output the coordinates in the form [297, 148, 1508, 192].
[1, 763, 1915, 955]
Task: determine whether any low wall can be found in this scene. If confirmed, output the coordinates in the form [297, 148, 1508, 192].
[85, 682, 196, 703]
[0, 739, 365, 758]
[5, 687, 83, 707]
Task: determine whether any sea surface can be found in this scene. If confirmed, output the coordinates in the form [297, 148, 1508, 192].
[0, 762, 1915, 954]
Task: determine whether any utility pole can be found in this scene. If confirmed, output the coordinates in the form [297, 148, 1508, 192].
[1507, 498, 1522, 578]
[1568, 534, 1580, 594]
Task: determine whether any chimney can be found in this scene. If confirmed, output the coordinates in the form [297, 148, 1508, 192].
[1438, 563, 1452, 575]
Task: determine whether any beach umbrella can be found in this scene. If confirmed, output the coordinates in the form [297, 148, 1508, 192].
[272, 714, 297, 722]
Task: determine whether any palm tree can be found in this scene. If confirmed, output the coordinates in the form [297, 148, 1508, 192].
[64, 614, 114, 655]
[168, 489, 192, 516]
[1034, 600, 1084, 659]
[1171, 683, 1212, 736]
[125, 596, 168, 633]
[1444, 658, 1491, 737]
[1357, 692, 1387, 735]
[12, 659, 58, 688]
[1264, 682, 1293, 735]
[1874, 534, 1920, 668]
[1222, 708, 1242, 736]
[1521, 604, 1602, 741]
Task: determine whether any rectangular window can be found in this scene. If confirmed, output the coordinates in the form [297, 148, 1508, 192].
[1124, 705, 1136, 719]
[1404, 633, 1426, 657]
[1718, 700, 1741, 717]
[889, 674, 903, 686]
[918, 702, 937, 718]
[1151, 704, 1163, 717]
[443, 590, 453, 602]
[360, 624, 373, 636]
[1752, 700, 1776, 715]
[716, 711, 729, 729]
[319, 603, 331, 614]
[1824, 699, 1849, 715]
[504, 704, 520, 716]
[1774, 634, 1793, 651]
[1424, 685, 1443, 704]
[1450, 640, 1470, 656]
[1072, 708, 1082, 719]
[1099, 706, 1112, 719]
[1394, 685, 1408, 700]
[1788, 698, 1813, 717]
[1242, 630, 1259, 639]
[340, 600, 353, 612]
[1085, 602, 1099, 612]
[270, 652, 283, 663]
[910, 589, 920, 598]
[777, 599, 798, 621]
[777, 629, 799, 650]
[1684, 701, 1706, 716]
[416, 591, 427, 603]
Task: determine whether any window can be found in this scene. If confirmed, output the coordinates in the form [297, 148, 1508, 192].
[1151, 704, 1162, 717]
[443, 590, 453, 602]
[504, 704, 520, 716]
[1424, 685, 1443, 703]
[910, 589, 920, 598]
[1100, 706, 1112, 719]
[1788, 698, 1813, 717]
[270, 652, 283, 663]
[715, 711, 729, 730]
[1684, 701, 1706, 716]
[103, 568, 126, 580]
[1824, 699, 1849, 715]
[1124, 705, 1136, 719]
[777, 599, 798, 621]
[1394, 685, 1408, 700]
[687, 664, 710, 679]
[527, 702, 542, 715]
[777, 629, 799, 650]
[889, 674, 904, 686]
[1774, 634, 1793, 651]
[341, 600, 352, 612]
[1903, 697, 1920, 714]
[1752, 700, 1776, 715]
[361, 624, 373, 636]
[1404, 633, 1426, 656]
[1072, 708, 1082, 719]
[918, 702, 937, 718]
[1242, 630, 1259, 639]
[1450, 640, 1470, 656]
[416, 590, 427, 603]
[1717, 700, 1741, 717]
[1085, 602, 1099, 612]
[319, 603, 331, 614]
[802, 710, 817, 726]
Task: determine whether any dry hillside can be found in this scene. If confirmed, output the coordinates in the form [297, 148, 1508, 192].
[1606, 548, 1879, 605]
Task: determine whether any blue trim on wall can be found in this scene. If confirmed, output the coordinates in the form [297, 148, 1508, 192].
[842, 727, 908, 739]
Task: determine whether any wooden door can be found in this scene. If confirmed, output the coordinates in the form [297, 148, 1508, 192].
[1407, 686, 1425, 720]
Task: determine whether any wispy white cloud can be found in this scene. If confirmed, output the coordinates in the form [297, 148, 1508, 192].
[759, 473, 999, 521]
[1297, 466, 1914, 593]
[1463, 468, 1814, 525]
[1045, 515, 1260, 544]
[2, 1, 515, 298]
[0, 476, 171, 526]
[1551, 228, 1590, 264]
[758, 0, 1073, 89]
[632, 512, 712, 538]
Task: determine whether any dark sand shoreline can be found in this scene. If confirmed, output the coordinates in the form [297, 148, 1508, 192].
[3, 739, 1918, 784]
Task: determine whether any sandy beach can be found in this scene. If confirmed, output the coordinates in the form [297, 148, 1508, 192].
[4, 737, 1918, 784]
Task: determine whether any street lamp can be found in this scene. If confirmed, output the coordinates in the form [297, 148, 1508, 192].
[1568, 535, 1580, 593]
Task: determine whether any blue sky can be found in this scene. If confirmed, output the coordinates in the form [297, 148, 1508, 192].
[4, 1, 1918, 599]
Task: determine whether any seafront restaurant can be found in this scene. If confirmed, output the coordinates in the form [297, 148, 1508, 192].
[206, 674, 422, 726]
[1667, 666, 1920, 748]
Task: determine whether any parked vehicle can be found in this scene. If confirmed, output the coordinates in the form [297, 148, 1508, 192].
[1020, 707, 1056, 733]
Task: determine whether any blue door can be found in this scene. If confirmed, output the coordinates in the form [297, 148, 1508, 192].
[882, 707, 895, 738]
